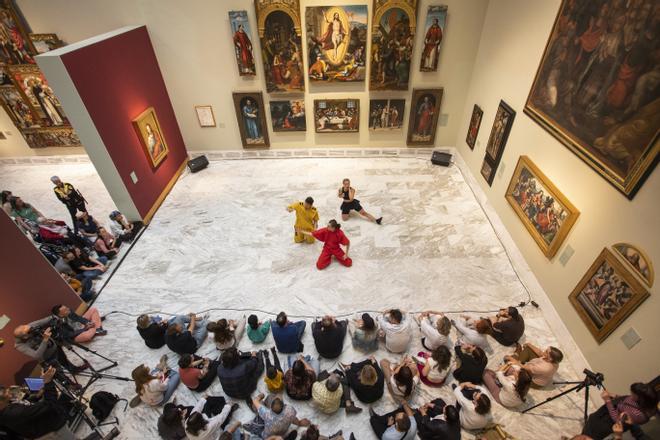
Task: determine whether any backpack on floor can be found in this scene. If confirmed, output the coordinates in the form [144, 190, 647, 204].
[89, 391, 126, 422]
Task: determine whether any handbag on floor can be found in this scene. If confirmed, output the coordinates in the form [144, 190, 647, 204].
[477, 424, 517, 440]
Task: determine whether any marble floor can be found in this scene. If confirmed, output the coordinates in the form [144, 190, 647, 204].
[2, 155, 592, 439]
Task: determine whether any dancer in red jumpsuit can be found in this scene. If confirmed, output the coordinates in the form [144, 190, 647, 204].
[298, 219, 352, 270]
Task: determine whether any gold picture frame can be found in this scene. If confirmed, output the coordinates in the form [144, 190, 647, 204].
[132, 107, 169, 168]
[505, 156, 579, 258]
[569, 248, 650, 344]
[612, 243, 654, 287]
[29, 33, 64, 54]
[194, 105, 216, 128]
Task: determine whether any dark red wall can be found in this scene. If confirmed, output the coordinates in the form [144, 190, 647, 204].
[61, 26, 187, 218]
[0, 213, 82, 385]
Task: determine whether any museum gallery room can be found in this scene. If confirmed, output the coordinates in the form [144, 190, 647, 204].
[0, 0, 658, 439]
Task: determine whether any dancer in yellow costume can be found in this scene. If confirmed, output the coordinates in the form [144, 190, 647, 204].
[287, 196, 319, 243]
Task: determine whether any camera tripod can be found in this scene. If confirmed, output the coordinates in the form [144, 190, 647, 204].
[523, 369, 604, 424]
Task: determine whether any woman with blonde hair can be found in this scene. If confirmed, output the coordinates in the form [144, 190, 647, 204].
[131, 356, 180, 406]
[341, 356, 384, 403]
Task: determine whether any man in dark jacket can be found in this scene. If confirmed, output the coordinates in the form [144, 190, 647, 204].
[0, 366, 74, 439]
[271, 312, 306, 353]
[165, 313, 209, 355]
[51, 176, 87, 233]
[415, 399, 461, 440]
[312, 315, 348, 359]
[488, 306, 525, 346]
[217, 347, 264, 399]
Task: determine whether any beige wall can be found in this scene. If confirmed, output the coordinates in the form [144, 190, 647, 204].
[454, 0, 660, 393]
[10, 0, 488, 155]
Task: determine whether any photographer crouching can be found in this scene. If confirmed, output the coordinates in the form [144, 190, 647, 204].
[0, 366, 77, 439]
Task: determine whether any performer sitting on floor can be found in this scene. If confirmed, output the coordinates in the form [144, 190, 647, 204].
[287, 197, 319, 243]
[297, 219, 352, 270]
[338, 178, 382, 224]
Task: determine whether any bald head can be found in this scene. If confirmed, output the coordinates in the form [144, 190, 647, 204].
[326, 374, 341, 392]
[14, 325, 30, 338]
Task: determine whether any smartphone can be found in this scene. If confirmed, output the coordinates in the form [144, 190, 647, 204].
[24, 377, 45, 392]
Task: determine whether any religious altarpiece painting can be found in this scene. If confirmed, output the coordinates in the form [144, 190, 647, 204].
[29, 33, 64, 54]
[0, 0, 36, 65]
[369, 99, 405, 130]
[612, 243, 654, 287]
[466, 104, 483, 150]
[305, 5, 368, 82]
[270, 99, 306, 132]
[314, 99, 359, 133]
[505, 156, 580, 259]
[233, 92, 270, 147]
[525, 0, 659, 199]
[132, 107, 170, 168]
[8, 65, 69, 127]
[406, 88, 442, 145]
[229, 11, 257, 76]
[481, 100, 515, 186]
[22, 127, 82, 149]
[0, 85, 38, 129]
[569, 248, 649, 343]
[255, 0, 305, 93]
[369, 0, 418, 90]
[420, 5, 447, 72]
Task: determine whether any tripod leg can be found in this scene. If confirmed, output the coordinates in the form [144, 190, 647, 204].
[584, 385, 590, 425]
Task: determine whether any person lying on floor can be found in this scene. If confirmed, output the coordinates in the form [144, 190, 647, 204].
[416, 311, 452, 350]
[414, 398, 461, 440]
[243, 393, 311, 439]
[165, 313, 209, 355]
[272, 311, 306, 353]
[247, 314, 271, 343]
[51, 303, 106, 343]
[207, 316, 246, 350]
[369, 401, 417, 440]
[485, 306, 525, 347]
[178, 354, 220, 392]
[503, 342, 563, 388]
[312, 315, 348, 359]
[378, 308, 412, 353]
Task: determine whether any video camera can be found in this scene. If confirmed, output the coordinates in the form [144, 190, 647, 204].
[583, 369, 605, 388]
[28, 317, 73, 344]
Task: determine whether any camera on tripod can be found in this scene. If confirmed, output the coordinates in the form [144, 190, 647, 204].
[29, 317, 73, 345]
[583, 369, 605, 388]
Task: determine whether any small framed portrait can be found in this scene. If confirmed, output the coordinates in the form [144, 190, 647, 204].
[466, 104, 483, 150]
[194, 105, 216, 128]
[232, 92, 269, 148]
[569, 248, 650, 343]
[485, 100, 515, 162]
[270, 100, 306, 132]
[314, 98, 359, 133]
[480, 160, 494, 185]
[612, 243, 654, 287]
[29, 33, 64, 54]
[407, 88, 443, 145]
[369, 99, 405, 131]
[132, 107, 169, 168]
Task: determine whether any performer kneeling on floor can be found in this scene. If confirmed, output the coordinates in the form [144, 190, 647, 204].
[339, 178, 382, 224]
[297, 219, 352, 270]
[287, 196, 319, 244]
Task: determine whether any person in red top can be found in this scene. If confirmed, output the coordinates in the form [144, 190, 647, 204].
[298, 219, 352, 270]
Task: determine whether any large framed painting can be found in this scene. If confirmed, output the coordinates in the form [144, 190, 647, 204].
[369, 0, 418, 90]
[612, 243, 654, 287]
[525, 0, 659, 200]
[407, 88, 443, 146]
[232, 92, 270, 148]
[0, 0, 36, 64]
[0, 85, 38, 128]
[229, 11, 257, 76]
[485, 100, 515, 162]
[369, 99, 404, 130]
[420, 5, 447, 72]
[305, 5, 367, 82]
[132, 107, 169, 168]
[466, 104, 483, 150]
[29, 33, 64, 54]
[8, 65, 68, 126]
[314, 99, 359, 133]
[505, 156, 580, 258]
[569, 248, 650, 343]
[22, 127, 82, 149]
[255, 0, 305, 93]
[270, 99, 306, 132]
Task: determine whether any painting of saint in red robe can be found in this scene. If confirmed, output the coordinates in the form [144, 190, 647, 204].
[420, 5, 447, 72]
[407, 88, 443, 146]
[229, 11, 256, 76]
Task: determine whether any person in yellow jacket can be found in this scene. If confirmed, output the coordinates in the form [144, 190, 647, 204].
[287, 196, 319, 243]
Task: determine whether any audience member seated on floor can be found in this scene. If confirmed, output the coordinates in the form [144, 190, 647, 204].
[132, 355, 180, 407]
[381, 355, 420, 403]
[76, 211, 100, 239]
[417, 311, 452, 350]
[158, 402, 194, 440]
[8, 196, 51, 230]
[312, 315, 348, 359]
[243, 393, 311, 438]
[486, 306, 525, 347]
[453, 342, 488, 385]
[452, 382, 493, 430]
[51, 303, 106, 343]
[414, 398, 461, 440]
[1, 190, 12, 216]
[504, 342, 563, 388]
[378, 308, 412, 353]
[178, 354, 220, 392]
[185, 397, 237, 440]
[300, 424, 346, 440]
[166, 313, 209, 355]
[64, 247, 108, 281]
[207, 316, 246, 350]
[312, 371, 362, 415]
[217, 347, 264, 399]
[61, 273, 95, 302]
[582, 382, 658, 440]
[0, 366, 77, 440]
[341, 356, 384, 403]
[94, 227, 119, 258]
[272, 311, 306, 353]
[264, 347, 284, 393]
[13, 319, 87, 373]
[109, 210, 141, 243]
[52, 176, 87, 233]
[284, 354, 319, 401]
[483, 363, 532, 409]
[452, 315, 490, 350]
[247, 314, 271, 343]
[349, 313, 379, 352]
[137, 314, 187, 349]
[414, 345, 452, 387]
[36, 220, 91, 250]
[369, 401, 417, 440]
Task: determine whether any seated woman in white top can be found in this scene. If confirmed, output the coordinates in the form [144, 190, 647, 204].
[132, 358, 180, 406]
[207, 316, 246, 350]
[483, 364, 532, 408]
[378, 309, 412, 353]
[380, 356, 420, 403]
[185, 397, 233, 440]
[452, 315, 490, 350]
[453, 382, 493, 430]
[349, 313, 380, 352]
[417, 311, 452, 350]
[414, 345, 452, 387]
